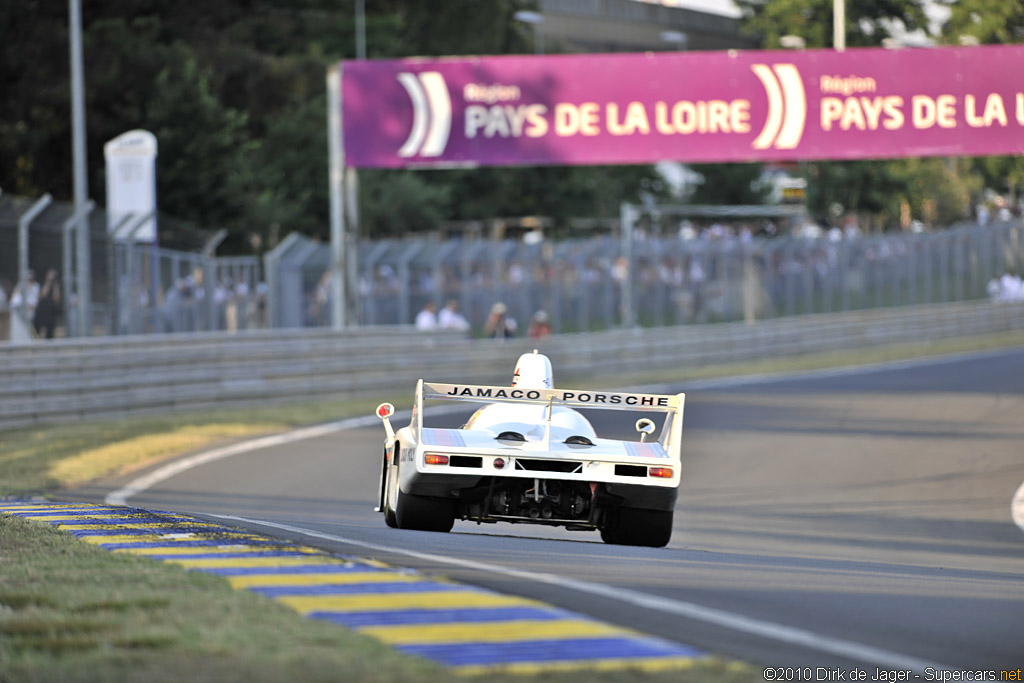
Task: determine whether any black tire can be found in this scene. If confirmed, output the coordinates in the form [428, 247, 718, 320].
[395, 486, 456, 532]
[383, 478, 399, 528]
[389, 447, 454, 532]
[382, 452, 398, 528]
[600, 507, 674, 548]
[599, 525, 620, 545]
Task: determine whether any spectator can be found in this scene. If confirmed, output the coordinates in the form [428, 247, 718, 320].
[484, 302, 517, 339]
[987, 270, 1024, 303]
[415, 301, 438, 330]
[32, 269, 61, 339]
[438, 299, 470, 333]
[528, 310, 553, 339]
[10, 269, 40, 319]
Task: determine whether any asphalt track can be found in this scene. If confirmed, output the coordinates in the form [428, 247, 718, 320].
[72, 347, 1024, 675]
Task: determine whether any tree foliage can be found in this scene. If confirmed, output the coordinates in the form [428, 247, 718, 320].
[734, 0, 1024, 228]
[937, 0, 1024, 204]
[688, 163, 769, 206]
[1, 0, 672, 251]
[939, 0, 1024, 45]
[735, 0, 929, 49]
[4, 0, 1021, 251]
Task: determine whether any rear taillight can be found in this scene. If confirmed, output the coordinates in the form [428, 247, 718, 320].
[424, 453, 449, 465]
[648, 467, 673, 478]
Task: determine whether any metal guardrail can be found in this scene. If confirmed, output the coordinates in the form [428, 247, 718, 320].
[2, 300, 1023, 429]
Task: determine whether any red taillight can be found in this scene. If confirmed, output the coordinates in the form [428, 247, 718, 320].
[424, 453, 449, 466]
[648, 467, 673, 478]
[493, 457, 505, 470]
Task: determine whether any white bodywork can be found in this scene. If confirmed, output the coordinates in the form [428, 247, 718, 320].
[375, 352, 685, 545]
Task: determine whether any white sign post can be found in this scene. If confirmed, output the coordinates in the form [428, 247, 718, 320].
[105, 130, 158, 334]
[104, 130, 157, 242]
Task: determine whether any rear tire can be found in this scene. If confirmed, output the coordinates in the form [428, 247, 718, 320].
[600, 507, 673, 548]
[395, 486, 456, 532]
[389, 449, 454, 532]
[382, 451, 398, 528]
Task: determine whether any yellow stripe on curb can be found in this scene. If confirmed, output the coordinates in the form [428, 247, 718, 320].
[57, 522, 223, 531]
[278, 591, 539, 615]
[113, 545, 308, 556]
[13, 512, 154, 521]
[164, 556, 341, 569]
[77, 533, 265, 545]
[227, 572, 421, 588]
[361, 619, 625, 645]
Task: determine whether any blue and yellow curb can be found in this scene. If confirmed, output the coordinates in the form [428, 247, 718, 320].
[0, 500, 708, 674]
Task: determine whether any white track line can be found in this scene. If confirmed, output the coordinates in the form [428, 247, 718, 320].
[206, 514, 952, 674]
[104, 406, 465, 506]
[104, 419, 373, 506]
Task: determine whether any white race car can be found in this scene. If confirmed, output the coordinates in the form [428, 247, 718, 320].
[374, 351, 685, 547]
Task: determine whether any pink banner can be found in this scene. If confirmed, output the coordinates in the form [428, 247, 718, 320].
[341, 46, 1024, 168]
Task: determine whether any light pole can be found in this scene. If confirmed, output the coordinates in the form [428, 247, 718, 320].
[355, 0, 366, 59]
[834, 0, 846, 51]
[69, 0, 91, 335]
[514, 10, 545, 55]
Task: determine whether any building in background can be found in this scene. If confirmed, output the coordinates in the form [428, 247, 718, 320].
[536, 0, 754, 53]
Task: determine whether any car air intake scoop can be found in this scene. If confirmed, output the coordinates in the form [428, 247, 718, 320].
[496, 431, 527, 442]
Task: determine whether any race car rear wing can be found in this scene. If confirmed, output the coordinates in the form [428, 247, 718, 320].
[414, 381, 686, 460]
[422, 382, 682, 411]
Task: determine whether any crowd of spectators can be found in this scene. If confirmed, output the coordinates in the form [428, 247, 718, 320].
[117, 273, 268, 334]
[343, 215, 1024, 334]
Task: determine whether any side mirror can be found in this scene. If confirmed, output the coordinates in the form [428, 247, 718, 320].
[376, 403, 396, 440]
[635, 418, 656, 443]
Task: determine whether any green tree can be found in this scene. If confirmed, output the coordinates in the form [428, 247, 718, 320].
[938, 0, 1024, 207]
[688, 163, 768, 205]
[0, 0, 675, 250]
[734, 0, 994, 230]
[735, 0, 929, 49]
[939, 0, 1024, 45]
[147, 57, 255, 242]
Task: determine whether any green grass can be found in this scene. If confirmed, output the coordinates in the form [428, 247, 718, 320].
[3, 327, 1024, 682]
[0, 512, 447, 683]
[0, 513, 753, 683]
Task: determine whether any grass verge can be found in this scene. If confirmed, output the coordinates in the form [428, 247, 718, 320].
[0, 512, 753, 683]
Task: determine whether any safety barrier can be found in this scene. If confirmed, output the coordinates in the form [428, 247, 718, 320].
[2, 300, 1023, 429]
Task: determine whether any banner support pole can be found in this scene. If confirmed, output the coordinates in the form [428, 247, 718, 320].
[327, 62, 347, 330]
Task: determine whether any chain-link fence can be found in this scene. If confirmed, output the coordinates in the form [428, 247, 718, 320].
[265, 219, 1024, 336]
[0, 193, 263, 340]
[4, 191, 1023, 342]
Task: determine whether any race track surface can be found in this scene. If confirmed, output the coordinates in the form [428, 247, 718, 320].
[73, 347, 1024, 674]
